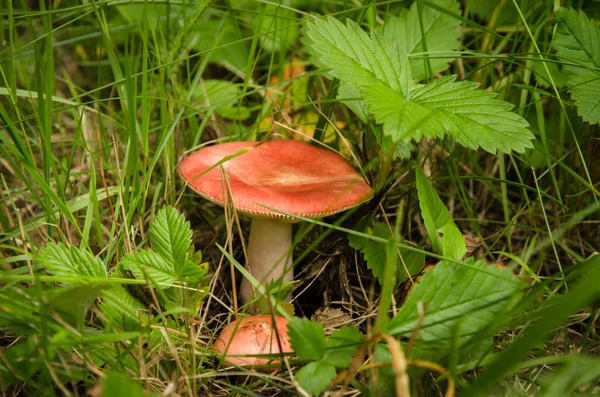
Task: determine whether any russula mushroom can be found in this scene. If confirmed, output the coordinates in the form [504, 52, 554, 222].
[179, 140, 373, 302]
[214, 314, 293, 366]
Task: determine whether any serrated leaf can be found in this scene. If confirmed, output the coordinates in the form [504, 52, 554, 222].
[37, 243, 107, 278]
[313, 19, 411, 158]
[179, 260, 208, 284]
[325, 326, 362, 368]
[100, 287, 147, 331]
[193, 80, 251, 121]
[150, 207, 192, 277]
[388, 258, 522, 342]
[120, 250, 175, 289]
[384, 0, 462, 81]
[554, 7, 600, 125]
[307, 18, 534, 154]
[287, 317, 327, 361]
[348, 224, 388, 283]
[295, 361, 336, 397]
[338, 83, 414, 159]
[349, 223, 425, 284]
[338, 83, 369, 121]
[307, 17, 411, 95]
[362, 76, 533, 153]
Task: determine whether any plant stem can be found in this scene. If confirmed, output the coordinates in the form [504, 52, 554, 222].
[241, 218, 294, 302]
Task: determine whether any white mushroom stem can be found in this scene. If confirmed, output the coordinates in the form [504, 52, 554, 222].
[240, 218, 294, 303]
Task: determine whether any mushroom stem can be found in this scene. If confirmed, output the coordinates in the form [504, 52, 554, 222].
[240, 218, 293, 303]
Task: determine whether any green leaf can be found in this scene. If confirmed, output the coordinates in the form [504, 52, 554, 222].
[415, 166, 465, 259]
[119, 207, 206, 308]
[0, 288, 45, 334]
[397, 248, 426, 283]
[179, 248, 208, 284]
[99, 287, 147, 331]
[307, 17, 411, 96]
[287, 317, 327, 361]
[307, 17, 534, 154]
[464, 255, 600, 395]
[37, 243, 107, 278]
[369, 344, 396, 396]
[362, 76, 533, 153]
[338, 83, 369, 121]
[102, 372, 158, 397]
[188, 249, 203, 265]
[311, 19, 411, 158]
[295, 361, 336, 397]
[348, 224, 389, 283]
[554, 7, 600, 125]
[258, 5, 298, 53]
[120, 250, 175, 289]
[384, 0, 462, 81]
[150, 206, 192, 277]
[388, 258, 521, 342]
[349, 223, 424, 284]
[179, 260, 208, 284]
[193, 80, 251, 121]
[47, 283, 108, 329]
[532, 60, 569, 89]
[373, 125, 414, 160]
[442, 222, 467, 260]
[0, 341, 41, 387]
[325, 326, 362, 368]
[415, 167, 450, 252]
[338, 84, 414, 159]
[193, 17, 249, 72]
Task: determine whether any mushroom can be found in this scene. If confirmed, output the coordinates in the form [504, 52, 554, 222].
[213, 314, 293, 366]
[179, 140, 373, 302]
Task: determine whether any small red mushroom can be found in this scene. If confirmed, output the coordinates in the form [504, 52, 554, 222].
[213, 315, 293, 366]
[179, 140, 373, 302]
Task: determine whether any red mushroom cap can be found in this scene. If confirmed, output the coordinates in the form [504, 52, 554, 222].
[179, 140, 373, 222]
[213, 315, 293, 366]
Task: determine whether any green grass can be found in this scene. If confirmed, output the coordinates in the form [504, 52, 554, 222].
[1, 0, 599, 396]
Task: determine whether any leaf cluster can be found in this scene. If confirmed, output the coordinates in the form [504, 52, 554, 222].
[306, 16, 535, 154]
[288, 317, 363, 396]
[553, 7, 600, 125]
[0, 207, 210, 392]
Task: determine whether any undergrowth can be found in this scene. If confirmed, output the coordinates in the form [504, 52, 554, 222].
[0, 0, 599, 396]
